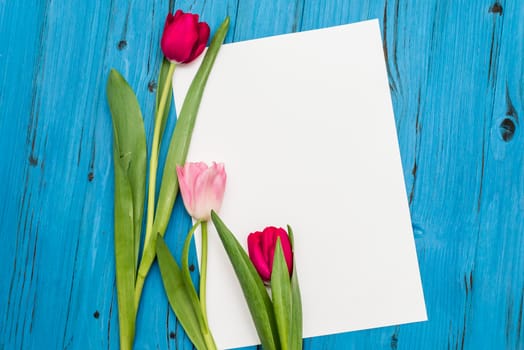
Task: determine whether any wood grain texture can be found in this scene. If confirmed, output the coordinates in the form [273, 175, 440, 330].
[1, 0, 522, 349]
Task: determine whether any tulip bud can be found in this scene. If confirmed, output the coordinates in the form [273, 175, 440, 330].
[161, 10, 210, 63]
[247, 226, 293, 282]
[176, 162, 227, 221]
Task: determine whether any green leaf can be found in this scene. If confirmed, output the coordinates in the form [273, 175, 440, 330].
[107, 69, 147, 350]
[111, 150, 136, 350]
[107, 69, 147, 271]
[156, 235, 207, 350]
[137, 16, 230, 287]
[155, 57, 173, 147]
[287, 226, 303, 350]
[271, 239, 292, 350]
[287, 224, 295, 247]
[211, 211, 280, 350]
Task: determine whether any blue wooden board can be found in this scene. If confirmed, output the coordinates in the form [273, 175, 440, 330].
[1, 0, 523, 349]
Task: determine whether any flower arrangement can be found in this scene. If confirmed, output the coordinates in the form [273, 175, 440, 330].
[106, 9, 302, 350]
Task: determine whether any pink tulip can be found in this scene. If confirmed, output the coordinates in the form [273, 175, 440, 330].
[176, 162, 227, 221]
[161, 10, 210, 63]
[247, 227, 293, 282]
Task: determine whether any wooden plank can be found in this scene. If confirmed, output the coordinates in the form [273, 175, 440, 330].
[465, 1, 524, 349]
[0, 0, 51, 347]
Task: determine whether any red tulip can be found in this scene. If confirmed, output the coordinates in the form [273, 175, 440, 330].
[247, 227, 293, 282]
[161, 10, 210, 63]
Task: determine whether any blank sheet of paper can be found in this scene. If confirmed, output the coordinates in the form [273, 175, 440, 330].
[173, 19, 427, 349]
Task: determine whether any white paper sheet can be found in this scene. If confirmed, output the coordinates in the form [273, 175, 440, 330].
[173, 19, 427, 349]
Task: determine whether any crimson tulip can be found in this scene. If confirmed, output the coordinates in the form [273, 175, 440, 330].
[248, 226, 293, 282]
[161, 10, 210, 63]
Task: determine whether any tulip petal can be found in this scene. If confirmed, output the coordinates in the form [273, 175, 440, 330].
[193, 167, 212, 220]
[176, 165, 194, 217]
[173, 9, 183, 21]
[186, 22, 210, 63]
[198, 21, 211, 42]
[210, 165, 226, 209]
[248, 233, 271, 281]
[265, 230, 277, 274]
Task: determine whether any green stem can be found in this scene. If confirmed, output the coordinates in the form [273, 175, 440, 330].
[200, 221, 217, 349]
[182, 220, 203, 276]
[181, 220, 204, 325]
[145, 61, 176, 252]
[182, 220, 218, 350]
[202, 330, 218, 350]
[135, 61, 176, 309]
[200, 221, 209, 323]
[134, 268, 145, 310]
